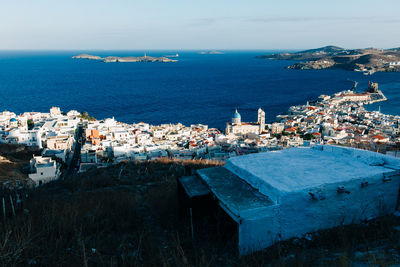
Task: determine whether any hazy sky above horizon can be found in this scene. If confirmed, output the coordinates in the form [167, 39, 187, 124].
[1, 0, 400, 50]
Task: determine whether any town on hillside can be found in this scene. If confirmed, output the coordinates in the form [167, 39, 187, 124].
[1, 82, 399, 188]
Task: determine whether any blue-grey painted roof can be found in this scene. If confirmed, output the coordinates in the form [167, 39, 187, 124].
[197, 167, 275, 220]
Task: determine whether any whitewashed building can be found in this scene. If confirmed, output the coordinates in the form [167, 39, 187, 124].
[5, 129, 42, 148]
[28, 156, 60, 186]
[180, 145, 400, 255]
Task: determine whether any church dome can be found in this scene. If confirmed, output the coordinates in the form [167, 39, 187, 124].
[233, 109, 241, 119]
[10, 118, 17, 122]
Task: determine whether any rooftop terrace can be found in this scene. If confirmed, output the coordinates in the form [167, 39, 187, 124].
[225, 145, 400, 195]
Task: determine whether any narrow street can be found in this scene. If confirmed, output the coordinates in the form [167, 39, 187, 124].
[64, 123, 85, 178]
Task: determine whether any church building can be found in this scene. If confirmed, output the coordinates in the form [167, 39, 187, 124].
[225, 108, 265, 136]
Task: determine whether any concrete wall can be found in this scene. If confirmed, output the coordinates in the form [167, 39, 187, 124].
[238, 205, 279, 255]
[279, 171, 400, 242]
[237, 171, 400, 255]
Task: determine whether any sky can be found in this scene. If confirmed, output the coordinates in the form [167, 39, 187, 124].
[1, 0, 400, 50]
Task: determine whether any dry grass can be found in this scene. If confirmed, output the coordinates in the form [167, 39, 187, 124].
[0, 158, 223, 266]
[0, 144, 39, 187]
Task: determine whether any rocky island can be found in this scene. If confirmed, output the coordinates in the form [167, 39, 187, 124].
[72, 54, 178, 63]
[198, 50, 224, 54]
[257, 46, 400, 75]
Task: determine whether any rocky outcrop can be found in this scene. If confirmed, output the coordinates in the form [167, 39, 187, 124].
[72, 54, 102, 60]
[72, 54, 178, 63]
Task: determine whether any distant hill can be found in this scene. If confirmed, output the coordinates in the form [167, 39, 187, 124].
[257, 46, 400, 74]
[298, 45, 345, 54]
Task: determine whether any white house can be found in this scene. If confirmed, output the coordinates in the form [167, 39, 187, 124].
[6, 129, 42, 148]
[28, 156, 60, 186]
[50, 107, 62, 117]
[81, 145, 99, 163]
[180, 145, 400, 255]
[67, 110, 80, 117]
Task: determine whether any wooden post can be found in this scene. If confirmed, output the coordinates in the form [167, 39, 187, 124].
[81, 240, 88, 267]
[9, 195, 15, 217]
[189, 208, 194, 241]
[217, 206, 221, 237]
[118, 166, 124, 180]
[16, 192, 21, 210]
[2, 197, 6, 223]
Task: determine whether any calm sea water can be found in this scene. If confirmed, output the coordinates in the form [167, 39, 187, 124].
[0, 50, 399, 129]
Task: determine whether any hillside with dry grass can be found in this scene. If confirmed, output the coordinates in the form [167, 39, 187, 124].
[0, 144, 39, 188]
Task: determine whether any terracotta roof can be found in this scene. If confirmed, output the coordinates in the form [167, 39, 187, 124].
[241, 122, 259, 126]
[285, 127, 297, 132]
[371, 135, 386, 140]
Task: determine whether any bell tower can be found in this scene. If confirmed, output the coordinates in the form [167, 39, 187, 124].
[258, 108, 265, 133]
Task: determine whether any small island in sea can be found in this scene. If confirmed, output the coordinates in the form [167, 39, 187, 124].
[198, 50, 224, 54]
[72, 54, 178, 63]
[257, 45, 400, 75]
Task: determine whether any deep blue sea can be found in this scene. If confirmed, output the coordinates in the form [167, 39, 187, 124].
[0, 50, 399, 129]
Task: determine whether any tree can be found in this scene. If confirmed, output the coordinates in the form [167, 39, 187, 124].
[301, 133, 316, 140]
[79, 111, 96, 121]
[27, 119, 34, 130]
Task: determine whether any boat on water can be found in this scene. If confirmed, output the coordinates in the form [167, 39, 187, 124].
[164, 53, 179, 58]
[363, 70, 375, 75]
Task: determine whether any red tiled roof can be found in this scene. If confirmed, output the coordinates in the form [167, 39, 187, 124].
[285, 127, 297, 132]
[372, 135, 385, 140]
[241, 122, 259, 126]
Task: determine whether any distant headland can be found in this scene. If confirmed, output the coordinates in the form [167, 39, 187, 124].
[257, 46, 400, 75]
[72, 54, 178, 63]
